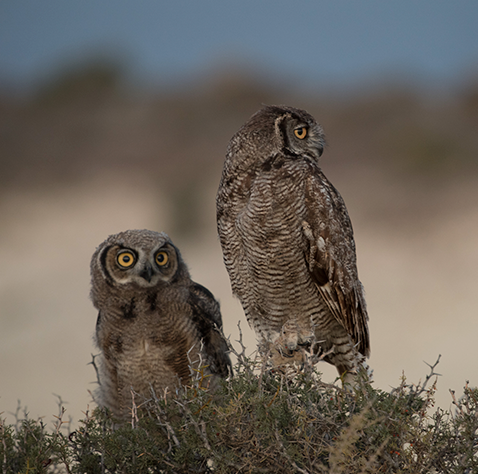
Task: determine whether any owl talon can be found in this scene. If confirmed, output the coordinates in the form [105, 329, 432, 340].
[280, 349, 295, 358]
[297, 341, 311, 349]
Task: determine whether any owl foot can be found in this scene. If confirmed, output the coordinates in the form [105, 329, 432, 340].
[275, 320, 315, 353]
[270, 345, 306, 368]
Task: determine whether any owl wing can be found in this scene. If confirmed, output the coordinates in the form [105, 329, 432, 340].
[303, 168, 370, 357]
[188, 283, 233, 378]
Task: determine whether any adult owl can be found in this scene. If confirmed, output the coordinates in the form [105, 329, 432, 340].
[90, 229, 232, 419]
[216, 105, 370, 382]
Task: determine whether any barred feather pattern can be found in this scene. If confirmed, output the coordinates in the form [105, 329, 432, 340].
[216, 105, 370, 381]
[90, 230, 232, 419]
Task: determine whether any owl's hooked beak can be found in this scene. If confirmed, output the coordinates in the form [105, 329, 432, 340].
[139, 263, 154, 283]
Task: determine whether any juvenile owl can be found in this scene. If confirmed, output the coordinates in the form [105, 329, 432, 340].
[216, 105, 370, 382]
[90, 229, 232, 419]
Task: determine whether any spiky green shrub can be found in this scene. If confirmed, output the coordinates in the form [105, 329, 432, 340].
[1, 344, 477, 473]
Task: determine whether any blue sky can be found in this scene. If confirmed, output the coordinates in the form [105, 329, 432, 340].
[1, 1, 478, 92]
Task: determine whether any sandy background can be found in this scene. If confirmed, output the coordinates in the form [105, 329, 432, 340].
[1, 72, 477, 427]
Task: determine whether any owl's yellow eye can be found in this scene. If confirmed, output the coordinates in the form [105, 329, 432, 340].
[294, 127, 307, 139]
[117, 250, 135, 268]
[155, 251, 168, 266]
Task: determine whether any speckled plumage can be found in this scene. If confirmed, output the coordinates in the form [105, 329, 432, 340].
[216, 105, 370, 381]
[90, 229, 231, 419]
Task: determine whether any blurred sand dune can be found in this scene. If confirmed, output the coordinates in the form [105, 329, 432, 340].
[1, 171, 476, 427]
[1, 70, 477, 426]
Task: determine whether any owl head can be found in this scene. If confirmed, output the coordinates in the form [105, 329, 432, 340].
[90, 229, 189, 308]
[228, 105, 326, 168]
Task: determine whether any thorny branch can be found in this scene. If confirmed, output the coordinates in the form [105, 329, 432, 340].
[274, 425, 310, 474]
[174, 398, 212, 452]
[391, 354, 442, 398]
[1, 419, 7, 474]
[88, 353, 101, 386]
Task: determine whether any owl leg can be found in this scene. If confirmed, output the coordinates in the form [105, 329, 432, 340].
[335, 361, 357, 386]
[336, 355, 372, 387]
[328, 344, 372, 388]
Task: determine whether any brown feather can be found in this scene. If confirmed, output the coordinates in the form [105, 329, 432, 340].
[217, 105, 371, 380]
